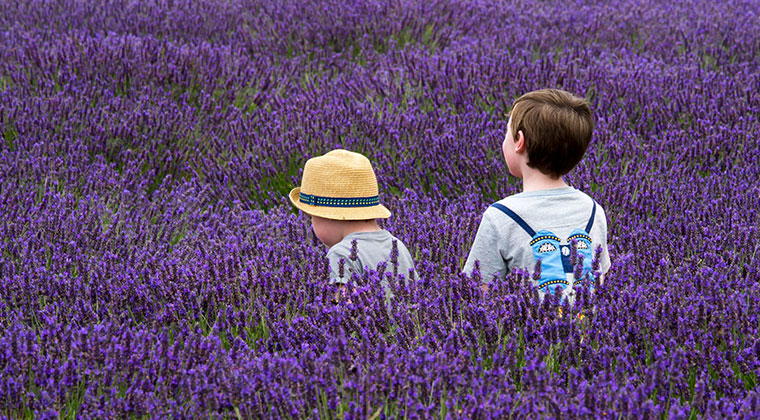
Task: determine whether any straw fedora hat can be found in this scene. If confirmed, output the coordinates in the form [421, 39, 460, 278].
[288, 149, 391, 220]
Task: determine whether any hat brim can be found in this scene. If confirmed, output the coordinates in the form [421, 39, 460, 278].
[289, 188, 391, 220]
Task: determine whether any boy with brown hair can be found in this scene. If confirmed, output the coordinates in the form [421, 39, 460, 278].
[289, 149, 416, 300]
[464, 88, 610, 300]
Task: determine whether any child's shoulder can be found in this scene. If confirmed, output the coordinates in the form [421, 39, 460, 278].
[327, 230, 393, 256]
[488, 186, 588, 212]
[484, 187, 606, 228]
[326, 235, 356, 258]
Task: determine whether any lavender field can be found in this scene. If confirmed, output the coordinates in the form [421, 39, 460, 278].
[1, 0, 759, 418]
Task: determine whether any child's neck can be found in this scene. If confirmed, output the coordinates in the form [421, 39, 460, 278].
[520, 170, 568, 192]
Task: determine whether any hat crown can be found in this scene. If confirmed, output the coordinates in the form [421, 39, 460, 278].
[301, 149, 379, 198]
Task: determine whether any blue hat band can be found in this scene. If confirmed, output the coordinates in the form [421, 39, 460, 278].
[299, 193, 380, 208]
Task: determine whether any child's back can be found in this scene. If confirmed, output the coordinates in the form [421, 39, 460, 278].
[465, 186, 610, 298]
[327, 230, 415, 288]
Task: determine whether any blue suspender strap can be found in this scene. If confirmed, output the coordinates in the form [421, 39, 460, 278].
[490, 203, 536, 237]
[585, 200, 597, 233]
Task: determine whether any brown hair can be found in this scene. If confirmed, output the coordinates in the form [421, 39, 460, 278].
[510, 89, 593, 178]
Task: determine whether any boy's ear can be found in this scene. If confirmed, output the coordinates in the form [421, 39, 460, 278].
[515, 130, 526, 153]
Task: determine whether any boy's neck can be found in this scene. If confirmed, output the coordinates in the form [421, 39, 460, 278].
[520, 169, 568, 192]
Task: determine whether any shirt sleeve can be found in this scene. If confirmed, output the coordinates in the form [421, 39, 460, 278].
[397, 240, 417, 281]
[326, 246, 360, 285]
[596, 206, 612, 274]
[463, 212, 507, 283]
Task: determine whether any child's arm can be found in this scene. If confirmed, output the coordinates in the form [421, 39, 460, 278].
[463, 213, 507, 284]
[596, 206, 612, 286]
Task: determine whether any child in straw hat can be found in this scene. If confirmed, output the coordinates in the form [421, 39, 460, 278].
[289, 149, 416, 300]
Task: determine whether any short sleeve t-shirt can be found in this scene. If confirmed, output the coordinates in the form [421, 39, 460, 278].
[463, 187, 611, 282]
[327, 230, 416, 286]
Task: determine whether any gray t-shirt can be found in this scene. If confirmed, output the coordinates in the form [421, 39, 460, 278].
[327, 230, 416, 288]
[463, 187, 611, 282]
